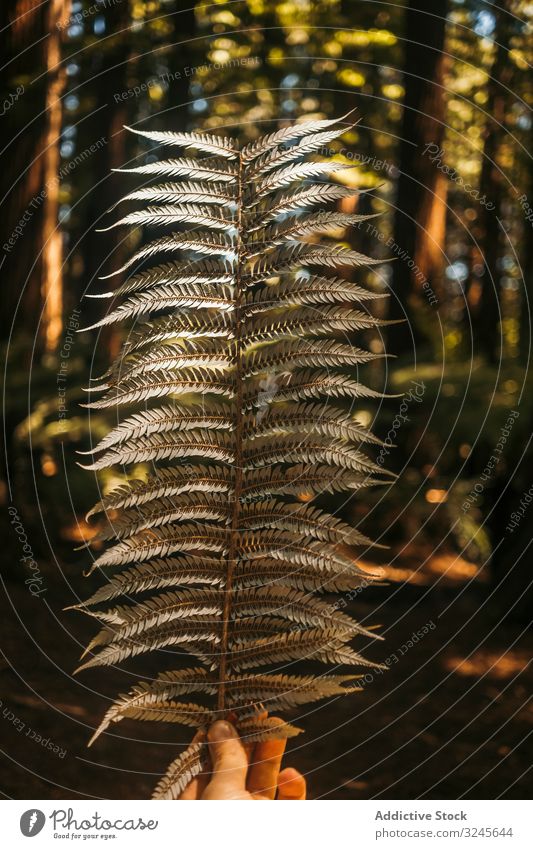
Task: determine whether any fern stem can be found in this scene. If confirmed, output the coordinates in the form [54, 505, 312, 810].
[217, 150, 244, 713]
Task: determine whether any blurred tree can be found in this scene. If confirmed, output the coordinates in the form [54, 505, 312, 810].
[519, 135, 533, 365]
[389, 0, 448, 356]
[0, 0, 70, 352]
[475, 0, 513, 364]
[76, 0, 133, 323]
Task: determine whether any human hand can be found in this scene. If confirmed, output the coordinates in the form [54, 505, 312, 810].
[179, 719, 307, 800]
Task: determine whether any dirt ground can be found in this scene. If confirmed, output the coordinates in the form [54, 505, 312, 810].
[1, 546, 532, 800]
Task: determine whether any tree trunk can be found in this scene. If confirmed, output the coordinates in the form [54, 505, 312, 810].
[475, 1, 513, 364]
[168, 4, 197, 127]
[519, 138, 533, 365]
[389, 0, 448, 355]
[0, 0, 70, 344]
[41, 0, 70, 352]
[75, 0, 133, 353]
[0, 0, 69, 351]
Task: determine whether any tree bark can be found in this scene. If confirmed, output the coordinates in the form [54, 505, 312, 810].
[476, 1, 513, 364]
[41, 0, 70, 351]
[75, 0, 132, 352]
[0, 0, 68, 555]
[389, 0, 448, 355]
[0, 0, 69, 350]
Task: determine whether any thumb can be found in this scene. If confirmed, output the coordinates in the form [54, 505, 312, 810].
[203, 721, 249, 800]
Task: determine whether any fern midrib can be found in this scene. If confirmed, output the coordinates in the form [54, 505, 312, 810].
[217, 149, 244, 713]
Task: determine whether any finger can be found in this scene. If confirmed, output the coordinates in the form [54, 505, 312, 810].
[247, 735, 287, 799]
[202, 720, 249, 800]
[178, 731, 209, 800]
[226, 711, 254, 759]
[241, 709, 267, 765]
[179, 766, 210, 800]
[277, 767, 307, 800]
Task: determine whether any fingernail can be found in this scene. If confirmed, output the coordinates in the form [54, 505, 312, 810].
[208, 720, 237, 742]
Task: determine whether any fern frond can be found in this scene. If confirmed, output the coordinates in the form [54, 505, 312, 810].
[233, 558, 369, 593]
[98, 347, 232, 389]
[249, 403, 384, 445]
[243, 341, 382, 376]
[241, 113, 353, 161]
[75, 116, 395, 799]
[224, 629, 380, 672]
[239, 464, 386, 502]
[243, 432, 390, 473]
[236, 716, 303, 743]
[121, 312, 233, 353]
[82, 371, 232, 410]
[242, 306, 390, 345]
[87, 467, 233, 520]
[82, 403, 232, 456]
[249, 161, 350, 199]
[92, 493, 230, 541]
[248, 126, 352, 176]
[80, 429, 234, 470]
[75, 624, 219, 672]
[97, 257, 232, 289]
[239, 500, 374, 548]
[245, 275, 385, 313]
[243, 369, 389, 409]
[253, 214, 380, 248]
[91, 524, 230, 570]
[107, 181, 235, 211]
[124, 125, 238, 158]
[113, 157, 237, 181]
[248, 184, 360, 228]
[226, 672, 362, 712]
[152, 741, 209, 800]
[88, 667, 213, 745]
[97, 205, 235, 234]
[84, 283, 235, 330]
[73, 556, 226, 607]
[249, 243, 383, 278]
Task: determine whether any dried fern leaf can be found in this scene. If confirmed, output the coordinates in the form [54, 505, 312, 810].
[85, 284, 235, 330]
[249, 184, 361, 227]
[224, 629, 379, 672]
[241, 113, 354, 161]
[245, 275, 386, 313]
[107, 180, 235, 211]
[121, 312, 234, 353]
[91, 493, 230, 541]
[235, 716, 303, 743]
[233, 559, 369, 593]
[152, 741, 209, 800]
[239, 464, 386, 502]
[82, 403, 232, 456]
[97, 257, 232, 290]
[82, 372, 233, 411]
[114, 157, 237, 181]
[248, 126, 352, 177]
[72, 556, 226, 607]
[255, 214, 380, 249]
[250, 160, 351, 198]
[226, 671, 361, 708]
[124, 125, 238, 158]
[242, 306, 391, 345]
[88, 667, 213, 746]
[91, 524, 230, 570]
[75, 115, 395, 799]
[86, 465, 232, 518]
[248, 403, 384, 445]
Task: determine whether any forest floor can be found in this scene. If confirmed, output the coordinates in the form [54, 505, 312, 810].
[1, 543, 532, 800]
